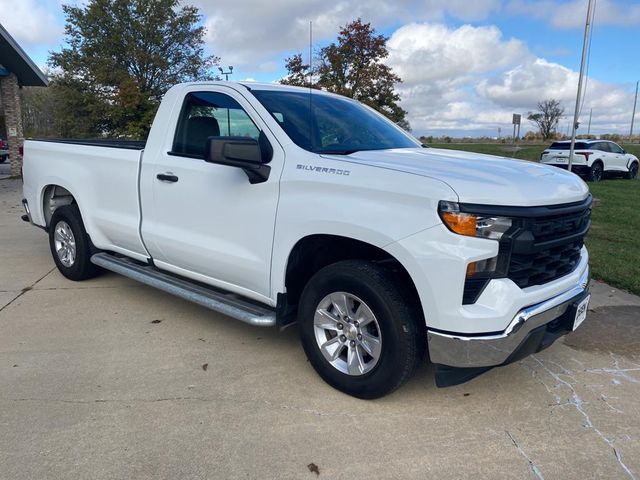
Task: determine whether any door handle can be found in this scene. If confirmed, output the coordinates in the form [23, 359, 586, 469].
[156, 173, 179, 183]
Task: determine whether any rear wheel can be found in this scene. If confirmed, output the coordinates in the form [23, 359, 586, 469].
[587, 162, 603, 182]
[627, 162, 638, 180]
[298, 260, 425, 399]
[49, 205, 101, 281]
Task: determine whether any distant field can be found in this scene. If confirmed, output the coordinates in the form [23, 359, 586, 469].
[428, 142, 640, 163]
[427, 142, 640, 296]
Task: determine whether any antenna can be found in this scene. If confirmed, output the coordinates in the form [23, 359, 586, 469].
[309, 20, 313, 150]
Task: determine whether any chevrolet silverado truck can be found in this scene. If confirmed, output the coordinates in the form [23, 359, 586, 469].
[21, 82, 592, 398]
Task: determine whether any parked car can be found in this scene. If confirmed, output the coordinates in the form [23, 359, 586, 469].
[0, 138, 8, 163]
[21, 82, 592, 398]
[540, 139, 639, 182]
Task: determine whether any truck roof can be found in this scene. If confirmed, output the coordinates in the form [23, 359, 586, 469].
[176, 80, 343, 97]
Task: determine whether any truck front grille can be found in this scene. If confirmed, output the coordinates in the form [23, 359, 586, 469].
[459, 196, 591, 304]
[506, 201, 591, 289]
[508, 239, 584, 288]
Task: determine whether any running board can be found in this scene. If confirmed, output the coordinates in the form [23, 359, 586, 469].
[90, 253, 276, 327]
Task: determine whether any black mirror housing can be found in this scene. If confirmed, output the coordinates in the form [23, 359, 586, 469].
[205, 134, 272, 184]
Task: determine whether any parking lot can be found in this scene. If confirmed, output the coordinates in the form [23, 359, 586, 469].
[1, 177, 640, 479]
[0, 159, 10, 179]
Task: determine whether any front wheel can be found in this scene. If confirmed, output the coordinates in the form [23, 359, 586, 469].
[49, 205, 101, 281]
[298, 260, 425, 399]
[627, 162, 638, 180]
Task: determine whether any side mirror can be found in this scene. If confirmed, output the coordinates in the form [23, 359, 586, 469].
[205, 133, 272, 184]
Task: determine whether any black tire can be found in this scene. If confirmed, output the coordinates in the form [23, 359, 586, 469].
[587, 161, 603, 182]
[626, 162, 638, 180]
[49, 204, 101, 281]
[298, 260, 425, 399]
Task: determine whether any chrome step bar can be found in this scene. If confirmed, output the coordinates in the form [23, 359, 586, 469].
[90, 253, 276, 327]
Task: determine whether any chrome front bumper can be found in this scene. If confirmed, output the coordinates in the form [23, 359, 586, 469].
[427, 266, 590, 368]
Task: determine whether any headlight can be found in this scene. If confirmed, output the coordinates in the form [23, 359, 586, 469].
[438, 201, 516, 303]
[438, 201, 512, 241]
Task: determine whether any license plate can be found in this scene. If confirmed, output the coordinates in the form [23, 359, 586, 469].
[573, 295, 590, 330]
[554, 157, 567, 163]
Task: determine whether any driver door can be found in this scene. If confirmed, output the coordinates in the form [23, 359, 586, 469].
[139, 86, 283, 303]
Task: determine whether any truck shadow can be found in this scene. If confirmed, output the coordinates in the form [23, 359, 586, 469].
[562, 305, 640, 359]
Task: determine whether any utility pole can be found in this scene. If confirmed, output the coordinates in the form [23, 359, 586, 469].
[568, 0, 594, 173]
[587, 108, 592, 136]
[630, 80, 639, 142]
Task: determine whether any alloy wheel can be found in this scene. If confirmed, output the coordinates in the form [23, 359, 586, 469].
[313, 292, 382, 376]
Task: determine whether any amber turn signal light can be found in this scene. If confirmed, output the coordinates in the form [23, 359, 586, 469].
[441, 212, 477, 236]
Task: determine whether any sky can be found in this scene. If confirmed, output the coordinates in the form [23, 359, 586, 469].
[0, 0, 639, 138]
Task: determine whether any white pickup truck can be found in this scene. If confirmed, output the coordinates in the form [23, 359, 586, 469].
[22, 82, 592, 398]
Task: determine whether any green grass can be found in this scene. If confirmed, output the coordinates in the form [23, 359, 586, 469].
[427, 142, 640, 296]
[429, 142, 640, 163]
[585, 179, 640, 296]
[429, 143, 547, 161]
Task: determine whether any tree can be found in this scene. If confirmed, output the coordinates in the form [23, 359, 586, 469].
[49, 0, 219, 138]
[527, 99, 564, 141]
[281, 19, 410, 130]
[280, 54, 316, 88]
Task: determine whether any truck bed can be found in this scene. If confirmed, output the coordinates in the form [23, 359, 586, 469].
[23, 138, 148, 260]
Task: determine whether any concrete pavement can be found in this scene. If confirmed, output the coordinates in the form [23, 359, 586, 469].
[0, 160, 10, 180]
[1, 178, 640, 479]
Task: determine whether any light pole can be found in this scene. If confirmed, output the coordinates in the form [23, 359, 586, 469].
[218, 66, 233, 81]
[630, 80, 638, 142]
[568, 0, 595, 173]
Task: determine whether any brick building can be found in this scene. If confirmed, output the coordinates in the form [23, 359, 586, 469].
[0, 23, 47, 177]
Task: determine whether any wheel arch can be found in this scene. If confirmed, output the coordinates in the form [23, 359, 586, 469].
[282, 234, 423, 320]
[41, 184, 77, 228]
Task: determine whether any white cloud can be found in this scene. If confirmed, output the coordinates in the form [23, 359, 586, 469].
[387, 23, 529, 85]
[386, 23, 530, 133]
[385, 23, 635, 135]
[506, 0, 640, 29]
[0, 0, 62, 47]
[479, 58, 635, 128]
[193, 0, 501, 70]
[478, 58, 580, 108]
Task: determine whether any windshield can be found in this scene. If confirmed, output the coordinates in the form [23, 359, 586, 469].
[251, 90, 420, 154]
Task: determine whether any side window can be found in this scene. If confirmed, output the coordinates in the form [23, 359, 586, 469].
[172, 91, 260, 157]
[597, 142, 611, 152]
[610, 143, 624, 154]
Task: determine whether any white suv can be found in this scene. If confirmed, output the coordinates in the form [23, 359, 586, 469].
[540, 139, 639, 182]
